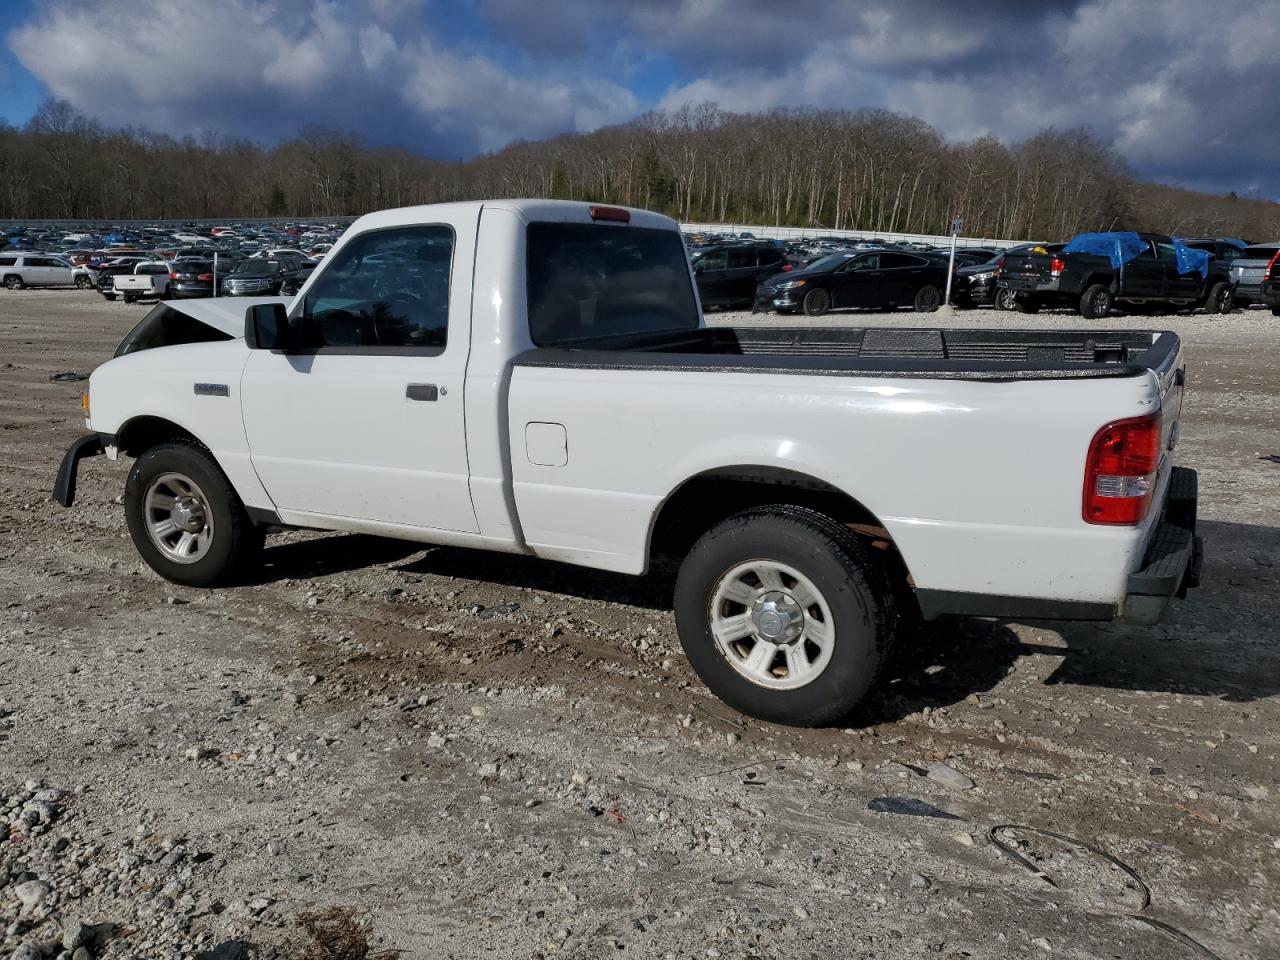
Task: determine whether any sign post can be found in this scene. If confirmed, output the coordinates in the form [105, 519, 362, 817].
[942, 215, 964, 313]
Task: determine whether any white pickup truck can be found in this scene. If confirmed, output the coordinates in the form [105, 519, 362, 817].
[53, 200, 1202, 726]
[110, 261, 172, 303]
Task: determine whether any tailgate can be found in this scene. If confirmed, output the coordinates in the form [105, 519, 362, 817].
[114, 276, 155, 290]
[1000, 253, 1051, 287]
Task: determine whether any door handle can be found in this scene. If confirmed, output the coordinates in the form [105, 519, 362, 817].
[406, 384, 438, 402]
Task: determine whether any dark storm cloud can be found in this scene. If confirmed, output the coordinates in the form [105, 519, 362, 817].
[7, 0, 1279, 196]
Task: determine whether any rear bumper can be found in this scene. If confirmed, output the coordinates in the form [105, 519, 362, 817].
[52, 432, 112, 507]
[1121, 465, 1202, 624]
[1262, 280, 1280, 307]
[916, 466, 1201, 625]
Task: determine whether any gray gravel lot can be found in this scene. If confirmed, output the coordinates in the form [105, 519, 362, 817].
[2, 290, 1278, 959]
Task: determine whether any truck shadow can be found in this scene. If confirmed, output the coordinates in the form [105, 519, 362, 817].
[867, 518, 1280, 723]
[259, 520, 1278, 718]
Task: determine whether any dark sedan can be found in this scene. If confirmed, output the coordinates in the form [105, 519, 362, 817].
[754, 249, 947, 315]
[167, 260, 218, 298]
[692, 242, 789, 308]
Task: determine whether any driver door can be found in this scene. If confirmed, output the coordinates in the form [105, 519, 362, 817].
[240, 214, 479, 533]
[832, 253, 881, 307]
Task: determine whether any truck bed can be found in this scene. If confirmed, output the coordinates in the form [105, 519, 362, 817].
[515, 326, 1179, 381]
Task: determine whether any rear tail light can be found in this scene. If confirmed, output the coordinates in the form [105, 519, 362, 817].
[1083, 413, 1162, 525]
[1266, 250, 1280, 279]
[169, 272, 180, 280]
[782, 263, 793, 271]
[996, 256, 1005, 275]
[198, 273, 212, 281]
[1050, 256, 1066, 278]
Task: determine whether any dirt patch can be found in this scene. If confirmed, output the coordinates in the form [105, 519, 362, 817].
[1, 290, 1278, 958]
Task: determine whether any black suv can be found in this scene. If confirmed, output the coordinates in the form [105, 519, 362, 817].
[691, 242, 788, 309]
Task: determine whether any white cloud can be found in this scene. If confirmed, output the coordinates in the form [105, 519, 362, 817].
[7, 0, 637, 155]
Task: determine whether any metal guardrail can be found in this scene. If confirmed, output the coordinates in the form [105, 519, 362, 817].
[680, 222, 1031, 249]
[3, 216, 1032, 250]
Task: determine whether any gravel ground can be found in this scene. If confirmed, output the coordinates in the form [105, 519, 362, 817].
[2, 290, 1278, 960]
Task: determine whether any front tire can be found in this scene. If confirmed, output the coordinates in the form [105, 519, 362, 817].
[3, 275, 24, 290]
[995, 288, 1018, 311]
[1079, 283, 1113, 319]
[125, 441, 263, 587]
[913, 284, 941, 313]
[801, 287, 831, 316]
[75, 276, 93, 289]
[674, 506, 896, 727]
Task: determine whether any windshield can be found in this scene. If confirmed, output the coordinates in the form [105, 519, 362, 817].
[526, 223, 698, 346]
[231, 260, 279, 277]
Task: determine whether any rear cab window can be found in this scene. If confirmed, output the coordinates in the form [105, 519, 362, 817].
[527, 223, 699, 346]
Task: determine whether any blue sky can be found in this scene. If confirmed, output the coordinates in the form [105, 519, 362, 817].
[3, 0, 1279, 198]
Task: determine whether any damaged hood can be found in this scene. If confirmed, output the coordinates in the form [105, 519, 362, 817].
[168, 296, 290, 338]
[114, 296, 291, 357]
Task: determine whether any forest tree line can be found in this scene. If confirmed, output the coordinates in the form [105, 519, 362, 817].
[2, 99, 1278, 241]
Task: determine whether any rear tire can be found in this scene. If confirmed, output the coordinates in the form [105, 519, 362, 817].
[3, 275, 24, 290]
[1079, 283, 1113, 319]
[674, 505, 896, 727]
[802, 287, 831, 316]
[1202, 281, 1233, 314]
[912, 284, 941, 313]
[125, 441, 264, 588]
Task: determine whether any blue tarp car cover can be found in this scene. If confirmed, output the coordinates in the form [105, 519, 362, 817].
[1062, 231, 1149, 269]
[1172, 240, 1210, 278]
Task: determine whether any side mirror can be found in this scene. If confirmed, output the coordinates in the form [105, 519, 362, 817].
[244, 302, 293, 350]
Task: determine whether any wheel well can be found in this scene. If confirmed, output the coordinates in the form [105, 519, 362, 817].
[1084, 273, 1115, 292]
[116, 416, 201, 457]
[649, 467, 916, 608]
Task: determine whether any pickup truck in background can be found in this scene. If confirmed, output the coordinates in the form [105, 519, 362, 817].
[53, 200, 1203, 727]
[998, 231, 1233, 317]
[111, 262, 173, 303]
[1262, 251, 1280, 315]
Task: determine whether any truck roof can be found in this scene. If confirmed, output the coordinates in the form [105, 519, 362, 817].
[344, 199, 680, 234]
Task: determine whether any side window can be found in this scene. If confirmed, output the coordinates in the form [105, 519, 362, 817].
[0, 257, 14, 267]
[697, 249, 728, 271]
[880, 252, 920, 269]
[1136, 242, 1157, 260]
[1156, 242, 1177, 261]
[300, 225, 453, 351]
[1219, 245, 1241, 262]
[756, 248, 782, 267]
[727, 248, 757, 269]
[846, 253, 880, 271]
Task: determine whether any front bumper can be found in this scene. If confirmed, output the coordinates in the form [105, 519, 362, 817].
[52, 432, 112, 507]
[1122, 466, 1202, 624]
[752, 288, 802, 312]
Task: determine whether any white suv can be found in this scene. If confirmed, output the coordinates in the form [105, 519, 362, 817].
[0, 253, 75, 289]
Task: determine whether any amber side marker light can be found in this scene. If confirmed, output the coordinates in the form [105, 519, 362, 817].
[81, 390, 90, 418]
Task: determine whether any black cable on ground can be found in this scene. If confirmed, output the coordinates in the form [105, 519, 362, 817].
[985, 824, 1224, 960]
